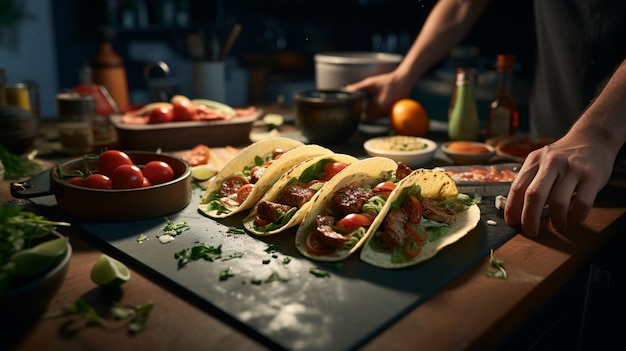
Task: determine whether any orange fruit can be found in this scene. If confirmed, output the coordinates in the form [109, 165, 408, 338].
[390, 98, 430, 136]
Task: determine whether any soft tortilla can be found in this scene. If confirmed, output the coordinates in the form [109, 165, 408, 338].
[294, 157, 400, 262]
[199, 138, 332, 218]
[359, 168, 481, 269]
[243, 154, 359, 236]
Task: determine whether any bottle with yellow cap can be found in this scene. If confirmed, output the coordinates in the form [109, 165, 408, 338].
[485, 54, 519, 138]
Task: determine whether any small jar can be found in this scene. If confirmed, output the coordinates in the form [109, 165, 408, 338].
[56, 92, 96, 154]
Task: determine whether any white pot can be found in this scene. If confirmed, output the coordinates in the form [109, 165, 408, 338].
[314, 52, 403, 90]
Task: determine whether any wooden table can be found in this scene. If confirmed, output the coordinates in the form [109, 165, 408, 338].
[4, 125, 626, 351]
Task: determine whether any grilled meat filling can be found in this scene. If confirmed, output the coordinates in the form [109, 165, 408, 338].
[330, 185, 373, 217]
[422, 198, 456, 225]
[256, 201, 293, 223]
[314, 214, 349, 249]
[277, 182, 317, 208]
[379, 207, 410, 250]
[395, 162, 413, 180]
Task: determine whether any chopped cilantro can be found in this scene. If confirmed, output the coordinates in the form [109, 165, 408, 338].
[310, 267, 331, 278]
[483, 249, 507, 279]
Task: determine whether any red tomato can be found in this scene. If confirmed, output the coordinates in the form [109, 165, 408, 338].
[82, 174, 112, 189]
[220, 175, 249, 197]
[171, 95, 196, 121]
[272, 148, 284, 159]
[321, 161, 348, 181]
[404, 236, 422, 258]
[148, 106, 173, 124]
[142, 160, 175, 185]
[98, 150, 133, 177]
[67, 176, 85, 186]
[254, 216, 271, 227]
[305, 232, 335, 256]
[111, 164, 144, 189]
[182, 144, 211, 166]
[236, 183, 254, 204]
[142, 177, 152, 187]
[335, 213, 374, 233]
[372, 181, 397, 197]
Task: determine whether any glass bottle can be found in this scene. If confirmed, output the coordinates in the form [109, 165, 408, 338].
[91, 27, 129, 110]
[485, 54, 519, 137]
[448, 67, 479, 141]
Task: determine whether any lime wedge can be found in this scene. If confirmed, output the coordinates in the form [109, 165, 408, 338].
[10, 236, 69, 278]
[191, 165, 217, 182]
[91, 254, 131, 287]
[263, 113, 284, 131]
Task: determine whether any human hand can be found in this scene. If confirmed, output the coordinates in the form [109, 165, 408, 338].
[504, 134, 616, 237]
[345, 72, 411, 119]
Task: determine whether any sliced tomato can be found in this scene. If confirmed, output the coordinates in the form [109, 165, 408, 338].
[236, 183, 254, 204]
[183, 144, 211, 166]
[272, 148, 284, 159]
[406, 222, 428, 242]
[372, 181, 397, 197]
[408, 196, 423, 223]
[254, 216, 271, 227]
[305, 232, 335, 256]
[335, 213, 374, 233]
[321, 161, 348, 181]
[404, 236, 422, 258]
[220, 175, 249, 197]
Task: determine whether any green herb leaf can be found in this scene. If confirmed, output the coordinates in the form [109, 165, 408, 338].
[483, 249, 508, 279]
[310, 267, 331, 278]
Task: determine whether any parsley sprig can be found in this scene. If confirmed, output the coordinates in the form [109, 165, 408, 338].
[483, 249, 507, 279]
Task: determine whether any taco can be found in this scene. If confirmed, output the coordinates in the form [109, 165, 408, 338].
[294, 157, 406, 262]
[198, 138, 332, 218]
[360, 169, 481, 269]
[243, 154, 359, 236]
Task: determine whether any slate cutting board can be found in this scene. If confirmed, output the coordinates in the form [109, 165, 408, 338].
[73, 189, 515, 351]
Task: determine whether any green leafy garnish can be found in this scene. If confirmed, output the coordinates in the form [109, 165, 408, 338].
[175, 244, 223, 268]
[0, 145, 47, 180]
[162, 217, 190, 236]
[483, 249, 507, 279]
[310, 267, 331, 278]
[44, 298, 154, 335]
[219, 267, 235, 281]
[227, 226, 246, 234]
[0, 204, 71, 293]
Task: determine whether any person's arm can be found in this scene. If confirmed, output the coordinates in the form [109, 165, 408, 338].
[505, 59, 626, 237]
[346, 0, 490, 119]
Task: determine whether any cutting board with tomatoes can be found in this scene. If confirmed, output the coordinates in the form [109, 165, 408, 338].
[76, 188, 515, 351]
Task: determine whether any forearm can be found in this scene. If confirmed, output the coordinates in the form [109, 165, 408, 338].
[567, 59, 626, 155]
[395, 0, 490, 87]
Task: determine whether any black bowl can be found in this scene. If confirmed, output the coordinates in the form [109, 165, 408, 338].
[293, 89, 365, 145]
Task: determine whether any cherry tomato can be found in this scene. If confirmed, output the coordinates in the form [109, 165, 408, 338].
[182, 144, 211, 166]
[254, 216, 271, 227]
[142, 160, 175, 185]
[272, 148, 284, 159]
[321, 161, 348, 181]
[220, 175, 249, 197]
[142, 177, 152, 187]
[372, 181, 397, 197]
[98, 150, 133, 177]
[335, 213, 374, 233]
[148, 106, 173, 124]
[171, 95, 196, 121]
[236, 183, 254, 204]
[67, 176, 85, 186]
[305, 232, 335, 256]
[82, 174, 112, 189]
[111, 164, 144, 189]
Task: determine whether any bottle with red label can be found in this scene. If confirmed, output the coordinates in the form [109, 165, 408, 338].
[485, 54, 519, 137]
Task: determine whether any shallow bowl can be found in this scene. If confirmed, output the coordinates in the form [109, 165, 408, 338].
[363, 135, 437, 168]
[11, 151, 192, 221]
[0, 230, 71, 329]
[441, 141, 496, 165]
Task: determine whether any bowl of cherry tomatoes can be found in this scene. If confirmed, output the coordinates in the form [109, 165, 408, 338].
[11, 150, 191, 221]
